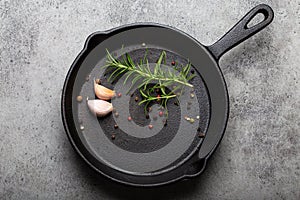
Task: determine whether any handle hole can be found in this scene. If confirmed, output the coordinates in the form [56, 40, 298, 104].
[246, 12, 265, 28]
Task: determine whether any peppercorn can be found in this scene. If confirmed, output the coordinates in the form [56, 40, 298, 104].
[171, 61, 175, 66]
[76, 96, 83, 102]
[80, 124, 84, 130]
[163, 120, 168, 126]
[198, 132, 205, 138]
[159, 111, 163, 117]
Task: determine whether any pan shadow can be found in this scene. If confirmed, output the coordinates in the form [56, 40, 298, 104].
[71, 152, 209, 200]
[219, 30, 274, 77]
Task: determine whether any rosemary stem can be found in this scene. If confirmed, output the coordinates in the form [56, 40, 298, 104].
[108, 62, 194, 88]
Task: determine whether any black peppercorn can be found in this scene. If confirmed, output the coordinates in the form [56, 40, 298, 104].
[163, 120, 168, 126]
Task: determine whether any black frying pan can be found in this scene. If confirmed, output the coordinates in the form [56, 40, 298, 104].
[61, 4, 274, 186]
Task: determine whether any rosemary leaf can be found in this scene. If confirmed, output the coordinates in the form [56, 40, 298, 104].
[102, 49, 196, 115]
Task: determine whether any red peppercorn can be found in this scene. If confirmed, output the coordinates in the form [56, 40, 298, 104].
[128, 116, 132, 121]
[148, 124, 153, 129]
[171, 61, 175, 66]
[117, 92, 122, 97]
[159, 111, 163, 117]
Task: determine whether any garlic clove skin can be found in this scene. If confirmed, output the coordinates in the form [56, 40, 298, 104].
[87, 99, 113, 117]
[94, 79, 115, 100]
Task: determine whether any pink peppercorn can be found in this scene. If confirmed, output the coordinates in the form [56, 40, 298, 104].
[159, 111, 163, 117]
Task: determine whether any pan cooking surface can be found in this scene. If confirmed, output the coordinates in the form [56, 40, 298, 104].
[72, 47, 210, 174]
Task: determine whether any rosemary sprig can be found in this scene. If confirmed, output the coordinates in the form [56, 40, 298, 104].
[102, 49, 195, 115]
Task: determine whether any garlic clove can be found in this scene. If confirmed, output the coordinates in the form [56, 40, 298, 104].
[87, 99, 113, 117]
[94, 79, 115, 100]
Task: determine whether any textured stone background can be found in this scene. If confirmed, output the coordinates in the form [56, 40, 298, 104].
[0, 0, 299, 199]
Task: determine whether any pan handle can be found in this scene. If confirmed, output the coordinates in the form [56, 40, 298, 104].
[206, 4, 274, 61]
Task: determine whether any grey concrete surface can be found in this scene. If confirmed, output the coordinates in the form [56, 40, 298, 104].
[0, 0, 299, 199]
